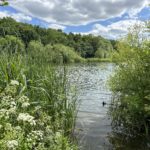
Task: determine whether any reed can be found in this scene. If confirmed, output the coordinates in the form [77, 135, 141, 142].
[0, 53, 78, 149]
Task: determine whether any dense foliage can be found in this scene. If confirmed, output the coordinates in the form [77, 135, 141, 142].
[109, 24, 150, 136]
[0, 35, 25, 54]
[0, 53, 78, 149]
[0, 17, 113, 59]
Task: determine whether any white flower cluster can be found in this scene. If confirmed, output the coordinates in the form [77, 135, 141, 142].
[7, 140, 18, 150]
[14, 126, 22, 131]
[5, 123, 12, 131]
[17, 113, 36, 126]
[0, 108, 6, 116]
[5, 84, 18, 95]
[0, 96, 17, 119]
[27, 130, 44, 143]
[0, 80, 74, 149]
[32, 130, 43, 140]
[18, 96, 30, 108]
[1, 96, 15, 107]
[35, 105, 42, 111]
[10, 80, 19, 86]
[22, 102, 30, 108]
[0, 109, 9, 119]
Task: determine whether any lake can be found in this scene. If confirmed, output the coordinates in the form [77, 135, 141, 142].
[67, 63, 150, 150]
[67, 63, 114, 150]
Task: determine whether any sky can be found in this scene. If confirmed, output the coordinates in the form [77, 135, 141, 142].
[0, 0, 150, 39]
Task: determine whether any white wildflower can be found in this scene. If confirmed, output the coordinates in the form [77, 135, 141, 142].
[32, 130, 43, 140]
[0, 109, 7, 118]
[26, 138, 32, 142]
[27, 130, 44, 142]
[10, 101, 16, 107]
[35, 106, 41, 110]
[5, 85, 17, 95]
[5, 123, 12, 131]
[2, 96, 14, 102]
[9, 107, 16, 114]
[7, 140, 18, 150]
[1, 96, 15, 108]
[14, 126, 22, 131]
[0, 109, 7, 114]
[18, 95, 29, 103]
[21, 102, 30, 108]
[17, 113, 36, 125]
[10, 80, 19, 86]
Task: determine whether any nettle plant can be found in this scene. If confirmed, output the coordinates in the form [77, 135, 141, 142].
[0, 80, 76, 150]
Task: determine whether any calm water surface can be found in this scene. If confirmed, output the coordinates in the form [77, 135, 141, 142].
[67, 63, 114, 150]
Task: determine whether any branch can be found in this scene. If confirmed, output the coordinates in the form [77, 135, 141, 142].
[0, 0, 8, 6]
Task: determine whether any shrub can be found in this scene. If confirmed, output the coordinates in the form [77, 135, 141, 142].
[109, 31, 150, 135]
[0, 35, 25, 54]
[28, 42, 84, 64]
[51, 44, 83, 63]
[27, 40, 45, 63]
[95, 48, 110, 58]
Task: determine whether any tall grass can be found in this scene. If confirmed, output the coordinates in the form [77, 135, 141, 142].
[0, 53, 78, 149]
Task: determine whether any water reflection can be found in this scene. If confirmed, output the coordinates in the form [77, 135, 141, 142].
[67, 63, 114, 150]
[108, 132, 150, 150]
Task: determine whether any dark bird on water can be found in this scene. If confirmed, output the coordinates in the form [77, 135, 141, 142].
[102, 101, 107, 107]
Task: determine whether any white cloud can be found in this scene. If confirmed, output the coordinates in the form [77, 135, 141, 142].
[86, 20, 145, 39]
[9, 0, 148, 25]
[0, 11, 32, 22]
[48, 24, 66, 30]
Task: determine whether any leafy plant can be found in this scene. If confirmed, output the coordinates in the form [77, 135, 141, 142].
[109, 24, 150, 136]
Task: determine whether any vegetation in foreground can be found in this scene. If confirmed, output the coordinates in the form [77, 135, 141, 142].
[0, 54, 78, 149]
[109, 23, 150, 137]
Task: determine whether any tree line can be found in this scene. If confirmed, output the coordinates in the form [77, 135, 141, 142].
[0, 17, 114, 59]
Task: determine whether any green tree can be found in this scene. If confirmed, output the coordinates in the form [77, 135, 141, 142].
[0, 17, 114, 59]
[0, 18, 19, 37]
[18, 25, 40, 47]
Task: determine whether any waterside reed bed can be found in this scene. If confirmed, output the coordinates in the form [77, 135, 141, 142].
[0, 53, 78, 149]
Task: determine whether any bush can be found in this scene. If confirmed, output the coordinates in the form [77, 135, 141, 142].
[51, 44, 84, 63]
[27, 40, 45, 63]
[27, 41, 84, 64]
[109, 30, 150, 135]
[0, 35, 25, 54]
[95, 48, 110, 58]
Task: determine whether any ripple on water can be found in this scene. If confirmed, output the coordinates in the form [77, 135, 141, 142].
[67, 63, 114, 150]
